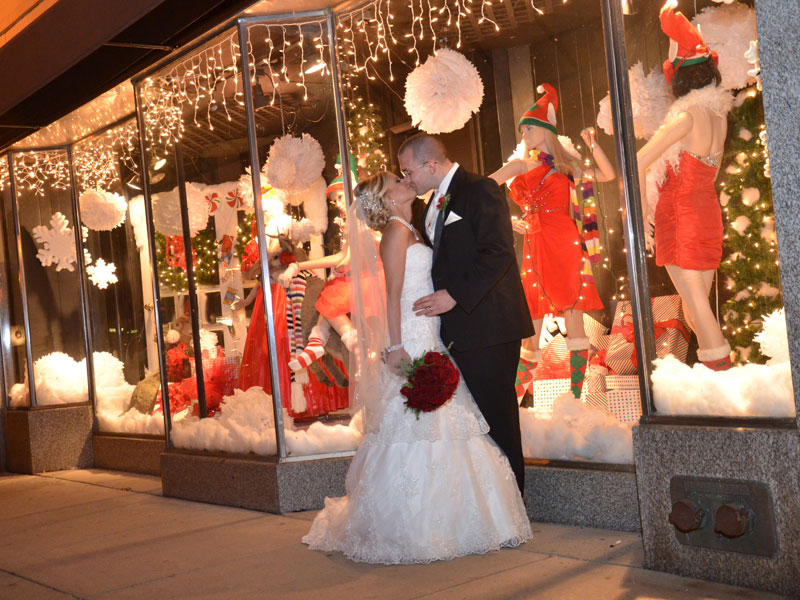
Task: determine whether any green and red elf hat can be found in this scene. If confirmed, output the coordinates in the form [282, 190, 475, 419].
[327, 153, 359, 201]
[660, 1, 718, 86]
[518, 83, 558, 134]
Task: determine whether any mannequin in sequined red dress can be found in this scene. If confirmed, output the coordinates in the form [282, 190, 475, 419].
[636, 2, 733, 371]
[491, 84, 616, 398]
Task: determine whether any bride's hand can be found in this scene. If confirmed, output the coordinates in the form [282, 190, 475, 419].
[386, 348, 411, 375]
[511, 218, 528, 235]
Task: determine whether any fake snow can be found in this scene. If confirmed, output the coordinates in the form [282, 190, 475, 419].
[171, 387, 362, 456]
[652, 309, 795, 417]
[519, 395, 634, 464]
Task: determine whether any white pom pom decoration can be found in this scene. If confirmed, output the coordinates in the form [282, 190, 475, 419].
[596, 62, 673, 140]
[265, 134, 325, 193]
[79, 189, 128, 231]
[692, 2, 757, 90]
[152, 185, 209, 237]
[404, 48, 484, 134]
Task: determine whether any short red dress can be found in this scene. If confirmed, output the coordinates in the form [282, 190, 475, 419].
[655, 152, 723, 271]
[510, 164, 604, 320]
[314, 265, 351, 320]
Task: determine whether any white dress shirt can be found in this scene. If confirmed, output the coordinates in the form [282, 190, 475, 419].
[425, 162, 459, 244]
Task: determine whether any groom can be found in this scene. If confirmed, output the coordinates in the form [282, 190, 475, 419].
[399, 133, 533, 493]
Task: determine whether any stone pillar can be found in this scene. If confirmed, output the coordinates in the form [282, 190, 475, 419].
[632, 1, 800, 596]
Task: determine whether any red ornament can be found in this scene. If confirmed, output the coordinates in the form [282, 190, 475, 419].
[279, 250, 297, 266]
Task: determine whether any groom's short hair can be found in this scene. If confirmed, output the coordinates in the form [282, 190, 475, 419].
[398, 133, 448, 164]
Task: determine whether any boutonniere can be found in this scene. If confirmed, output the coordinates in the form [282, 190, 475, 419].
[437, 192, 451, 211]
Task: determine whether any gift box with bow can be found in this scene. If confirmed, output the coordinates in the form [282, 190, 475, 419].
[595, 295, 691, 375]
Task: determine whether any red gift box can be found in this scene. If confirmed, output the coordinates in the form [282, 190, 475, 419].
[596, 295, 691, 375]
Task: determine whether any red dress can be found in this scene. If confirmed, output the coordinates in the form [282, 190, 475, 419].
[509, 164, 603, 320]
[315, 266, 351, 320]
[655, 152, 723, 270]
[239, 282, 291, 403]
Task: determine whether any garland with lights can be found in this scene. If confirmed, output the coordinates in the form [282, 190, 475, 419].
[155, 225, 220, 292]
[345, 92, 388, 176]
[718, 91, 779, 364]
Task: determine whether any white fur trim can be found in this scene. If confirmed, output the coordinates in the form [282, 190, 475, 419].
[536, 84, 546, 94]
[547, 103, 557, 125]
[645, 85, 733, 213]
[291, 380, 307, 413]
[520, 347, 541, 363]
[566, 336, 590, 351]
[697, 341, 731, 362]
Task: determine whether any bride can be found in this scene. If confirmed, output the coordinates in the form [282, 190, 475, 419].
[302, 172, 531, 564]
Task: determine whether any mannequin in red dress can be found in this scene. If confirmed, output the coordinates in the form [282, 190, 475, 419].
[637, 1, 732, 370]
[234, 239, 292, 402]
[491, 84, 616, 397]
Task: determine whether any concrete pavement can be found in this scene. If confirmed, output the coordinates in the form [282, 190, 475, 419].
[0, 470, 783, 599]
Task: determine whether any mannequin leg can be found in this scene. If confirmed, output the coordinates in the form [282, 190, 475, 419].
[328, 314, 358, 352]
[665, 265, 731, 370]
[564, 309, 590, 398]
[289, 317, 330, 371]
[521, 318, 544, 364]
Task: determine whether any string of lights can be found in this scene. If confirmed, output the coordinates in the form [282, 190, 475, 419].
[73, 120, 140, 192]
[12, 150, 72, 197]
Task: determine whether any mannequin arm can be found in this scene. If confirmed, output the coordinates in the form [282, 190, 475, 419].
[580, 128, 616, 183]
[295, 242, 350, 271]
[489, 159, 527, 186]
[232, 285, 259, 311]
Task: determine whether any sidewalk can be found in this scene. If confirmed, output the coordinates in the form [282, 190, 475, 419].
[0, 470, 782, 600]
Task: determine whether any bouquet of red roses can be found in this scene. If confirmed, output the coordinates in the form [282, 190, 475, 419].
[400, 349, 460, 418]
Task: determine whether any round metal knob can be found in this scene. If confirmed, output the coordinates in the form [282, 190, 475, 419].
[714, 503, 750, 538]
[669, 500, 705, 533]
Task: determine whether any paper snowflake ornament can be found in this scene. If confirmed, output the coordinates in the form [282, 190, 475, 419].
[32, 212, 90, 272]
[745, 39, 762, 91]
[87, 258, 118, 289]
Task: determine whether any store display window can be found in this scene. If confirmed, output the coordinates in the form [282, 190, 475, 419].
[619, 0, 793, 422]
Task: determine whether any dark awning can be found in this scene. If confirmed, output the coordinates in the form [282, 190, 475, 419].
[0, 0, 256, 150]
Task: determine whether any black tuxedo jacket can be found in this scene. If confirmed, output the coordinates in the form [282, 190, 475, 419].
[422, 166, 534, 351]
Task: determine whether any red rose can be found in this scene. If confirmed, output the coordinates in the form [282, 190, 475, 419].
[401, 350, 460, 417]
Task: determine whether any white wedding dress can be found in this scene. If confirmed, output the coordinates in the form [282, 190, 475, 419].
[302, 242, 532, 564]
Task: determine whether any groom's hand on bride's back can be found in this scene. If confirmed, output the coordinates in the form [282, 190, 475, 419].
[413, 290, 456, 316]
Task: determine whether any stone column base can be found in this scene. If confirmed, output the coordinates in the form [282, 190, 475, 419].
[92, 434, 165, 476]
[160, 449, 351, 514]
[5, 405, 93, 473]
[525, 461, 640, 532]
[633, 424, 800, 597]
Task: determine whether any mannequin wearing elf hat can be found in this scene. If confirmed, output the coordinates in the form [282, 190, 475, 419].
[279, 154, 361, 372]
[490, 83, 616, 399]
[326, 153, 359, 208]
[636, 0, 733, 371]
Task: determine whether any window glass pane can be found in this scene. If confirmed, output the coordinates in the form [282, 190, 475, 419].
[8, 149, 91, 407]
[622, 0, 793, 418]
[73, 120, 162, 433]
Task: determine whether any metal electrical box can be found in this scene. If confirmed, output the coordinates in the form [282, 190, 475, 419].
[668, 476, 777, 557]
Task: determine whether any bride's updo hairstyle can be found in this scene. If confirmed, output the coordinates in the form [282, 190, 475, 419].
[354, 172, 394, 231]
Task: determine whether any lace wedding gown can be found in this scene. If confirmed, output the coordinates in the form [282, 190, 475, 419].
[302, 242, 532, 564]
